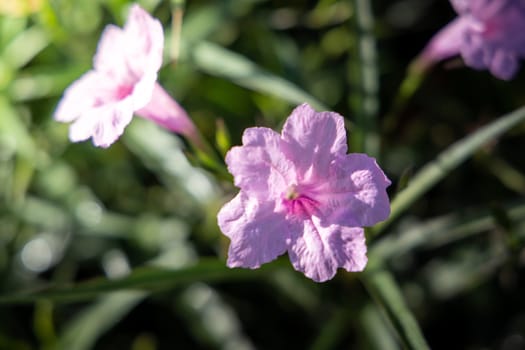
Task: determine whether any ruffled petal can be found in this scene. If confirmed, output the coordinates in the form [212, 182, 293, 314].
[329, 226, 367, 273]
[287, 217, 367, 282]
[226, 127, 295, 197]
[69, 99, 134, 148]
[469, 0, 509, 21]
[93, 25, 127, 76]
[218, 193, 291, 269]
[122, 4, 164, 78]
[450, 0, 469, 15]
[460, 31, 489, 70]
[54, 71, 103, 123]
[67, 111, 100, 143]
[483, 5, 525, 54]
[281, 103, 347, 180]
[118, 69, 155, 118]
[315, 153, 391, 227]
[489, 50, 519, 80]
[94, 5, 163, 82]
[452, 0, 511, 18]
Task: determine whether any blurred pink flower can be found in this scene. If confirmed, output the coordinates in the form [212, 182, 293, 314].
[217, 103, 391, 282]
[54, 4, 197, 148]
[420, 0, 525, 79]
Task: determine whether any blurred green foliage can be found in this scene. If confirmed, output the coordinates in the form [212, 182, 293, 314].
[1, 0, 525, 349]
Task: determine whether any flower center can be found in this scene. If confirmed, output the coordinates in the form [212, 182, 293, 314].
[285, 185, 300, 200]
[115, 84, 134, 100]
[282, 184, 319, 218]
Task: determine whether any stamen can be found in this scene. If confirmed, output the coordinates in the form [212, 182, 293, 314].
[285, 184, 299, 200]
[282, 184, 319, 217]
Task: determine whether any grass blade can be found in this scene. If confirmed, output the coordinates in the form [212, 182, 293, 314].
[361, 264, 430, 350]
[358, 302, 400, 350]
[371, 200, 525, 261]
[0, 259, 273, 304]
[372, 105, 525, 237]
[57, 291, 145, 350]
[190, 41, 328, 110]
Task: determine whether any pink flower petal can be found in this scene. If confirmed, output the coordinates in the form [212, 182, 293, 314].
[450, 0, 469, 14]
[469, 0, 507, 21]
[288, 218, 367, 282]
[67, 110, 100, 143]
[93, 25, 127, 77]
[317, 153, 391, 227]
[489, 50, 518, 80]
[460, 31, 488, 70]
[94, 5, 163, 79]
[329, 226, 368, 273]
[136, 82, 197, 137]
[122, 4, 163, 77]
[419, 17, 470, 66]
[218, 193, 292, 268]
[281, 103, 347, 180]
[54, 71, 103, 123]
[69, 99, 134, 148]
[225, 127, 296, 197]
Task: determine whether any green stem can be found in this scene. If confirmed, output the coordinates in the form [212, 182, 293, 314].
[170, 0, 185, 64]
[350, 0, 380, 157]
[188, 133, 232, 181]
[382, 59, 429, 136]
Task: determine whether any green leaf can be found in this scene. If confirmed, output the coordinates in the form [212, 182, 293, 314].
[422, 244, 507, 300]
[358, 303, 400, 350]
[123, 119, 220, 204]
[382, 63, 427, 136]
[361, 264, 430, 350]
[0, 259, 273, 304]
[478, 153, 525, 195]
[57, 291, 146, 350]
[178, 0, 267, 46]
[9, 65, 86, 101]
[175, 283, 253, 348]
[0, 97, 39, 203]
[2, 26, 49, 70]
[372, 105, 525, 237]
[189, 41, 328, 111]
[179, 4, 223, 44]
[0, 97, 37, 161]
[309, 308, 351, 350]
[371, 200, 525, 261]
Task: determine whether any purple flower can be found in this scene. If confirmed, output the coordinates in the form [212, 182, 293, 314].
[54, 4, 197, 148]
[217, 103, 391, 282]
[420, 0, 525, 79]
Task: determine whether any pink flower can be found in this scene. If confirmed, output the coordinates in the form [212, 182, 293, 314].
[54, 4, 197, 148]
[419, 0, 525, 79]
[217, 103, 391, 282]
